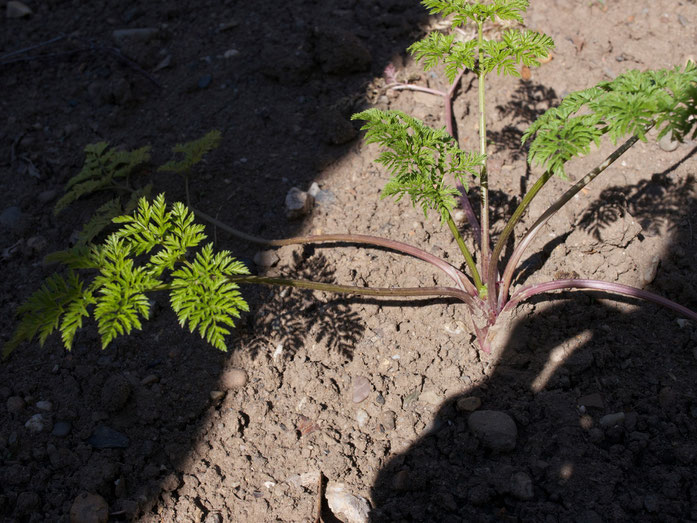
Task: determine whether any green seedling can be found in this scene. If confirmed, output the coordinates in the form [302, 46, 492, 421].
[5, 0, 697, 358]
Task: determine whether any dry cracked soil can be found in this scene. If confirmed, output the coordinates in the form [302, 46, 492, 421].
[2, 0, 697, 521]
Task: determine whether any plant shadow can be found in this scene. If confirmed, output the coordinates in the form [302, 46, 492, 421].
[369, 148, 697, 521]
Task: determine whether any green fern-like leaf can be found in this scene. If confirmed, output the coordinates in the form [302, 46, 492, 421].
[3, 272, 88, 356]
[523, 63, 697, 178]
[352, 109, 484, 220]
[170, 244, 249, 351]
[54, 142, 151, 215]
[158, 130, 222, 175]
[423, 0, 528, 26]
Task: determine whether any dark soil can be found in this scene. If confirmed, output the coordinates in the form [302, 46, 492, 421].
[2, 0, 697, 521]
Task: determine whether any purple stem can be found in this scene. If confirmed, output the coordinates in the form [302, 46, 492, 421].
[504, 278, 697, 322]
[388, 72, 482, 246]
[192, 208, 479, 296]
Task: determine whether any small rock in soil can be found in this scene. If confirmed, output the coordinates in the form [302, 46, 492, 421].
[6, 395, 25, 414]
[285, 187, 313, 220]
[204, 513, 223, 523]
[140, 374, 159, 386]
[87, 425, 130, 449]
[25, 414, 45, 433]
[355, 408, 369, 428]
[308, 182, 336, 205]
[198, 74, 213, 89]
[509, 471, 534, 500]
[326, 481, 370, 523]
[36, 400, 53, 411]
[658, 132, 679, 152]
[101, 375, 131, 412]
[209, 390, 225, 401]
[6, 1, 32, 18]
[456, 396, 481, 412]
[221, 368, 248, 389]
[467, 410, 517, 452]
[352, 376, 371, 403]
[51, 421, 71, 437]
[70, 492, 109, 523]
[599, 412, 625, 428]
[253, 250, 279, 268]
[37, 189, 57, 203]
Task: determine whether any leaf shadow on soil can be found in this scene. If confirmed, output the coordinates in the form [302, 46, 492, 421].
[245, 249, 365, 361]
[369, 156, 697, 521]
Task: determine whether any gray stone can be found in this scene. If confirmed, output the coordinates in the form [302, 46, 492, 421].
[36, 400, 53, 411]
[326, 482, 370, 523]
[599, 412, 625, 428]
[308, 182, 336, 205]
[355, 409, 369, 428]
[456, 396, 481, 412]
[285, 187, 313, 219]
[6, 1, 32, 18]
[51, 421, 71, 437]
[658, 132, 679, 152]
[25, 413, 45, 433]
[253, 250, 279, 268]
[198, 74, 213, 89]
[468, 410, 517, 452]
[87, 425, 130, 449]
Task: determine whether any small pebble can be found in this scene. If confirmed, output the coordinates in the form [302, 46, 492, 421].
[468, 410, 517, 452]
[210, 390, 225, 401]
[253, 250, 279, 268]
[325, 482, 370, 523]
[51, 421, 72, 437]
[285, 187, 313, 220]
[6, 1, 32, 18]
[223, 49, 239, 58]
[140, 374, 159, 386]
[36, 400, 53, 411]
[25, 414, 45, 433]
[87, 425, 130, 449]
[221, 368, 248, 389]
[351, 376, 371, 404]
[658, 132, 679, 152]
[198, 74, 213, 89]
[456, 396, 481, 412]
[599, 412, 625, 428]
[419, 390, 441, 406]
[355, 408, 369, 428]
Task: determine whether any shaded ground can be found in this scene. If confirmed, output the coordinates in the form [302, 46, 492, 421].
[1, 0, 697, 521]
